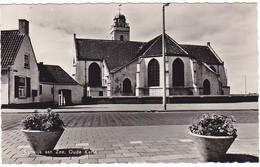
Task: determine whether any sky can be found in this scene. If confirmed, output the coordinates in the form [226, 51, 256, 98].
[0, 3, 258, 94]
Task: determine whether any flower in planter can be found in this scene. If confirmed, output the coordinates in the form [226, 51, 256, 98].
[22, 108, 65, 131]
[189, 113, 237, 137]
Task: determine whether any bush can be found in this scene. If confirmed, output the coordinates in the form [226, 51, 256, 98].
[22, 108, 65, 131]
[189, 113, 237, 137]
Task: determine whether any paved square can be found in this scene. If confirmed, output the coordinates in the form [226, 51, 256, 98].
[2, 123, 259, 164]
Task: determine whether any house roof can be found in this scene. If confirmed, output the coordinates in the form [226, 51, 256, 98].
[75, 38, 145, 71]
[138, 34, 188, 57]
[1, 30, 25, 69]
[38, 63, 78, 85]
[180, 44, 223, 65]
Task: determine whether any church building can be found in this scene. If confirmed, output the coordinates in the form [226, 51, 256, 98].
[73, 13, 230, 97]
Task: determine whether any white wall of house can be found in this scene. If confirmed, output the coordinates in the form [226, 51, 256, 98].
[8, 36, 40, 105]
[1, 70, 9, 104]
[39, 83, 84, 105]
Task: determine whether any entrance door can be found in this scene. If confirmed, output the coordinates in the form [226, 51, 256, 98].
[203, 79, 210, 95]
[58, 89, 72, 105]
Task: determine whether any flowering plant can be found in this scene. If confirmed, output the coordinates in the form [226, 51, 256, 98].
[22, 108, 65, 131]
[189, 113, 237, 137]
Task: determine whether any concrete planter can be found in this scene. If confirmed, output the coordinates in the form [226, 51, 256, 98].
[189, 132, 236, 162]
[22, 129, 64, 154]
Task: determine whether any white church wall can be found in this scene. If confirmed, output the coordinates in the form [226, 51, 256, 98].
[111, 59, 138, 96]
[197, 65, 220, 95]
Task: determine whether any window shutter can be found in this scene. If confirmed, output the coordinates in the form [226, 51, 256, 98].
[14, 76, 19, 98]
[26, 77, 31, 97]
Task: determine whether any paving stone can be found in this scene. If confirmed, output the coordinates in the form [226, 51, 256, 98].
[123, 153, 140, 157]
[114, 149, 130, 154]
[79, 159, 98, 164]
[40, 160, 61, 164]
[129, 141, 143, 144]
[129, 149, 146, 153]
[116, 157, 136, 163]
[88, 154, 106, 159]
[60, 159, 80, 164]
[98, 158, 117, 163]
[106, 153, 124, 158]
[151, 155, 171, 161]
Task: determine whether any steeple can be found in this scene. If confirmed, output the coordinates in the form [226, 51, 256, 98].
[110, 4, 130, 41]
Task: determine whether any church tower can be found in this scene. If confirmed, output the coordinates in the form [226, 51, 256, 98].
[110, 13, 130, 41]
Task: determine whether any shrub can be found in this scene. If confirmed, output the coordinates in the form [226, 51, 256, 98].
[22, 108, 65, 131]
[189, 113, 237, 137]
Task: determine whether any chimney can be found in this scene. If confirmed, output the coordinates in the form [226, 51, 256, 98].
[19, 19, 29, 35]
[207, 42, 210, 46]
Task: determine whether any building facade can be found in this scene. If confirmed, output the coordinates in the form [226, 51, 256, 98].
[73, 13, 230, 97]
[1, 20, 40, 105]
[1, 19, 83, 107]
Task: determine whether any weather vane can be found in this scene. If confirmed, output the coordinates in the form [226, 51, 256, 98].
[119, 4, 122, 14]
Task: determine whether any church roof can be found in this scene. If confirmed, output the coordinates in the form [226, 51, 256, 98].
[1, 30, 25, 69]
[180, 44, 223, 65]
[75, 38, 145, 71]
[137, 34, 188, 57]
[38, 63, 78, 85]
[75, 34, 224, 72]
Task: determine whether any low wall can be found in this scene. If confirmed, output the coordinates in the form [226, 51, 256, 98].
[89, 95, 258, 104]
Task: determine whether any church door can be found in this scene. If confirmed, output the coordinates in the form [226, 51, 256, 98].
[173, 58, 184, 86]
[89, 63, 101, 87]
[203, 79, 210, 95]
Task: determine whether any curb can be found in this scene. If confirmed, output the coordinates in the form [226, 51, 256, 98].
[1, 109, 258, 114]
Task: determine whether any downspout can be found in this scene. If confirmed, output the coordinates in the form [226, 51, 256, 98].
[85, 60, 87, 96]
[7, 66, 11, 106]
[53, 84, 55, 105]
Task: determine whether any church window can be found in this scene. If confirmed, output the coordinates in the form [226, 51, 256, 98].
[120, 35, 124, 41]
[89, 63, 102, 87]
[173, 58, 184, 86]
[203, 79, 210, 95]
[148, 59, 160, 87]
[123, 78, 132, 94]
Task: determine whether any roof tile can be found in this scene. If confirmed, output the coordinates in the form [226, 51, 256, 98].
[1, 30, 25, 69]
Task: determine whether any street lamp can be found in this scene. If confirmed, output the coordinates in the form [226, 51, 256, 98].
[162, 3, 169, 110]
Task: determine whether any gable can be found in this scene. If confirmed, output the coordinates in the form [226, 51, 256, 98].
[1, 30, 25, 69]
[75, 38, 145, 71]
[140, 34, 188, 57]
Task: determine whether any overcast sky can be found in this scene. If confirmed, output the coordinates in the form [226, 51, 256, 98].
[0, 3, 258, 94]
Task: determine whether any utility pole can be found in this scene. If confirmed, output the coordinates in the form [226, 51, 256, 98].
[244, 75, 247, 94]
[162, 3, 170, 110]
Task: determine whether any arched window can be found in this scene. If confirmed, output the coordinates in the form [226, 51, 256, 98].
[148, 59, 160, 87]
[173, 58, 184, 86]
[123, 78, 132, 94]
[120, 35, 124, 41]
[89, 63, 101, 87]
[210, 66, 217, 73]
[203, 79, 210, 95]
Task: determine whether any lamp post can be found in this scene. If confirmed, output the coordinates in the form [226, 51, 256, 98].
[162, 3, 169, 110]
